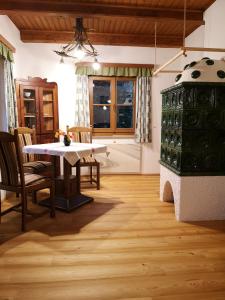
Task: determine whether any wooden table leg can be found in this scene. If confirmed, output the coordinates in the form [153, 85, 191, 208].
[64, 158, 72, 199]
[40, 157, 93, 212]
[52, 156, 58, 179]
[76, 159, 81, 194]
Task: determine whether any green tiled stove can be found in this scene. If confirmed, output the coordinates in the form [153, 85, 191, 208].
[160, 58, 225, 221]
[161, 81, 225, 176]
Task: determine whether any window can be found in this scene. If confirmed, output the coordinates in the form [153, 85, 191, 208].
[89, 76, 136, 135]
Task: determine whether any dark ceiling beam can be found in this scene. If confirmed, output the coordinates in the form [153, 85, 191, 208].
[0, 1, 204, 23]
[20, 30, 183, 48]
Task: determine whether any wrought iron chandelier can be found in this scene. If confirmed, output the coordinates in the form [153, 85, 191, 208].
[54, 17, 100, 69]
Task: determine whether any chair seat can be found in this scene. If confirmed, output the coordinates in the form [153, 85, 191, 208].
[1, 173, 47, 188]
[80, 156, 97, 163]
[23, 160, 52, 172]
[23, 173, 47, 186]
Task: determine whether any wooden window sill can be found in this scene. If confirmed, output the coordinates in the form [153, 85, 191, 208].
[93, 135, 135, 139]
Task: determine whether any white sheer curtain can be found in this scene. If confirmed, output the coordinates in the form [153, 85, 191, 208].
[135, 76, 152, 143]
[4, 60, 17, 130]
[74, 75, 90, 127]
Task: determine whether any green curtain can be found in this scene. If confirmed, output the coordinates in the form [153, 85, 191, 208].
[76, 65, 152, 77]
[0, 42, 14, 62]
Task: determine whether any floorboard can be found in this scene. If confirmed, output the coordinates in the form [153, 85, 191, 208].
[1, 175, 225, 299]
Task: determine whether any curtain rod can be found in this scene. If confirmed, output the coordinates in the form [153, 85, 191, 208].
[76, 62, 154, 68]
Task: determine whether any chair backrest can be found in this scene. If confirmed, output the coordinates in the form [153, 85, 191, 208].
[0, 131, 24, 187]
[67, 127, 92, 144]
[14, 127, 36, 162]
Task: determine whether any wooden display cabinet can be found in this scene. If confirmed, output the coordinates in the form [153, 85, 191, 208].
[16, 77, 59, 144]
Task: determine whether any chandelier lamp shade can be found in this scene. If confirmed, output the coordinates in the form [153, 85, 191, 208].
[54, 17, 100, 70]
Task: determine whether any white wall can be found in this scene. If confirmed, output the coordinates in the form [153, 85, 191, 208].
[204, 0, 225, 59]
[141, 74, 174, 174]
[0, 16, 34, 77]
[181, 25, 205, 67]
[180, 0, 225, 68]
[0, 15, 180, 174]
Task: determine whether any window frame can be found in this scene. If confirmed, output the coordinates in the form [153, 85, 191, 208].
[89, 76, 136, 136]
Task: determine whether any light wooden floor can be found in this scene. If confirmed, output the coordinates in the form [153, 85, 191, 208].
[1, 175, 225, 299]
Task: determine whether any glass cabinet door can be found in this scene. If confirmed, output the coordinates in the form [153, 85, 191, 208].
[39, 88, 55, 133]
[20, 86, 39, 132]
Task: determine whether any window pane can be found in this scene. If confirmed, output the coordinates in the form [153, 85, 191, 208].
[117, 80, 134, 105]
[93, 106, 110, 128]
[93, 80, 111, 104]
[117, 106, 133, 128]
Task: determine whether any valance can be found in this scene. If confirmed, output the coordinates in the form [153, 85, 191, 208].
[75, 66, 152, 77]
[0, 42, 14, 62]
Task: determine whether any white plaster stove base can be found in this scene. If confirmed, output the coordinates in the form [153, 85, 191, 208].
[160, 165, 225, 221]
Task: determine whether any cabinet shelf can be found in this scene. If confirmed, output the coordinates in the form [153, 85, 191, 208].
[24, 115, 36, 118]
[24, 98, 35, 101]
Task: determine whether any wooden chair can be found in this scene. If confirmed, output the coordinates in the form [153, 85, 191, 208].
[14, 127, 53, 175]
[67, 126, 100, 190]
[0, 131, 55, 231]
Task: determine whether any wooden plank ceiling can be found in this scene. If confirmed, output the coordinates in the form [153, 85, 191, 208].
[0, 0, 216, 47]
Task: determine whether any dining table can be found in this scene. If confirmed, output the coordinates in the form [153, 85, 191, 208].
[23, 142, 107, 212]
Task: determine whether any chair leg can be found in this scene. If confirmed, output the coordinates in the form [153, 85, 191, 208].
[50, 184, 55, 218]
[32, 191, 37, 204]
[90, 166, 93, 184]
[97, 163, 100, 190]
[21, 190, 27, 232]
[0, 197, 1, 224]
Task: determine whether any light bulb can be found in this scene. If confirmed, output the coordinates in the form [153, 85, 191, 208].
[71, 46, 86, 60]
[103, 105, 107, 110]
[92, 58, 101, 70]
[75, 48, 86, 60]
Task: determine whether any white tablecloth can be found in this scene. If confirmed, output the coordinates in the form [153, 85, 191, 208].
[23, 142, 107, 166]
